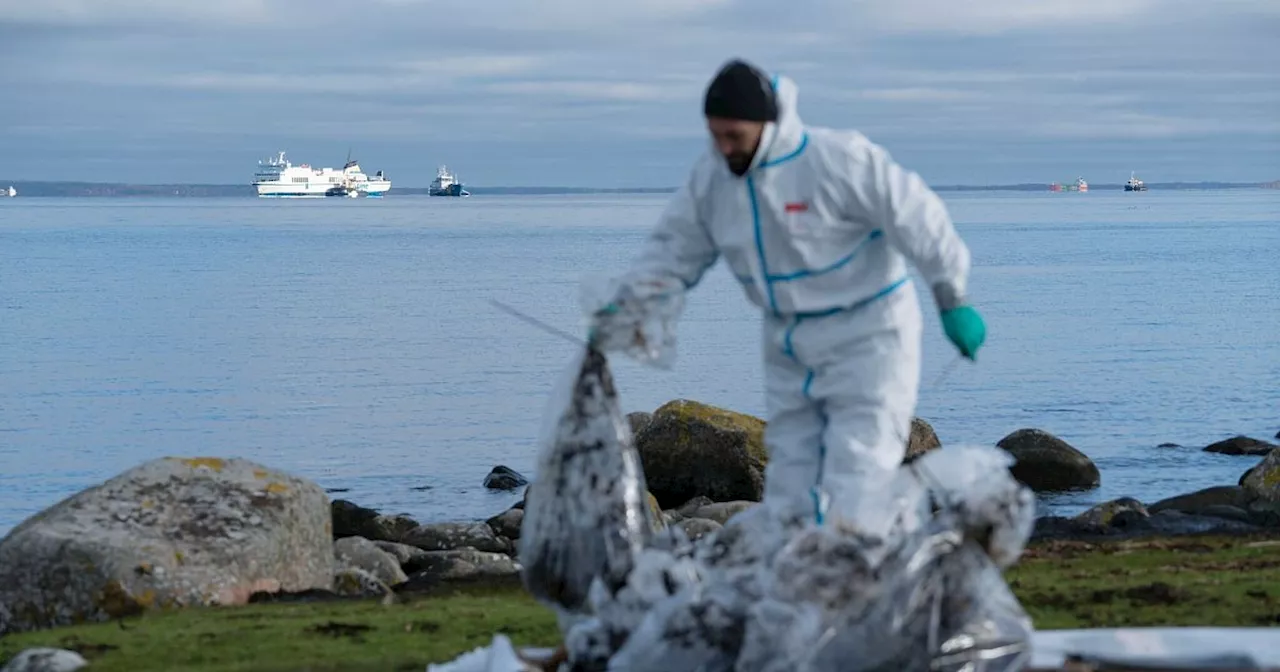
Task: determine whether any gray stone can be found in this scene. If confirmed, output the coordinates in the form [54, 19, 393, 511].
[331, 500, 418, 542]
[676, 496, 714, 518]
[677, 517, 723, 542]
[686, 501, 755, 526]
[903, 417, 942, 463]
[334, 536, 408, 586]
[0, 648, 87, 672]
[371, 540, 431, 570]
[1149, 486, 1252, 515]
[483, 465, 529, 491]
[398, 521, 510, 554]
[402, 549, 521, 585]
[332, 567, 394, 600]
[1203, 435, 1277, 456]
[485, 508, 524, 541]
[997, 428, 1100, 492]
[1073, 497, 1148, 527]
[0, 457, 333, 635]
[627, 411, 654, 437]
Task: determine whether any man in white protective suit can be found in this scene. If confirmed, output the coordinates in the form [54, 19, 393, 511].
[594, 58, 987, 524]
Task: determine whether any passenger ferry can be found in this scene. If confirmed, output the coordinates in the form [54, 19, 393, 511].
[252, 151, 391, 197]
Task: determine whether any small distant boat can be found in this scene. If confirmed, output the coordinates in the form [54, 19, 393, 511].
[4, 186, 14, 197]
[1074, 177, 1089, 193]
[428, 165, 470, 197]
[1125, 172, 1148, 192]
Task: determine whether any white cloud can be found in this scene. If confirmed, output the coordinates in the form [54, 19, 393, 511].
[0, 0, 272, 25]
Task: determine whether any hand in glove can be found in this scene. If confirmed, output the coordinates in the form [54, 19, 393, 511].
[940, 305, 986, 361]
[932, 282, 986, 361]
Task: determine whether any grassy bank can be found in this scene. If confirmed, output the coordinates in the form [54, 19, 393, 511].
[3, 535, 1279, 671]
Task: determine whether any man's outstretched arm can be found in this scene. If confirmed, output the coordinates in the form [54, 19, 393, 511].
[842, 135, 986, 359]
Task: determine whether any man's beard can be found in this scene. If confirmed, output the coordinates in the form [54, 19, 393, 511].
[726, 151, 753, 176]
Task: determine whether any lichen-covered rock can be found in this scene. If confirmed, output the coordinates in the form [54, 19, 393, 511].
[1073, 497, 1149, 527]
[0, 648, 87, 672]
[684, 501, 755, 526]
[1149, 486, 1252, 515]
[1242, 449, 1280, 506]
[1203, 435, 1277, 456]
[903, 417, 942, 463]
[996, 428, 1100, 492]
[0, 457, 333, 635]
[636, 399, 768, 509]
[334, 536, 408, 586]
[332, 567, 393, 600]
[398, 522, 510, 554]
[486, 508, 525, 541]
[330, 499, 418, 542]
[482, 465, 529, 491]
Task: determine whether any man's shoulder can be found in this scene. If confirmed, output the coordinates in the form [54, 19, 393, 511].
[804, 126, 882, 166]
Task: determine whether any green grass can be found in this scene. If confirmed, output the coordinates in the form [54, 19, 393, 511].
[3, 535, 1279, 671]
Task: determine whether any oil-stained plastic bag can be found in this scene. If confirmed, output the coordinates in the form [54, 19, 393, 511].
[518, 344, 657, 620]
[738, 444, 1037, 672]
[580, 273, 686, 370]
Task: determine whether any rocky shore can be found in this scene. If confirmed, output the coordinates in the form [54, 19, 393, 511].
[0, 398, 1276, 644]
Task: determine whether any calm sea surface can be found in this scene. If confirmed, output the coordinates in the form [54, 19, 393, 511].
[1, 190, 1277, 535]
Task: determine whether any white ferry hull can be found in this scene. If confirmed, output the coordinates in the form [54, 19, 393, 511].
[255, 180, 391, 198]
[252, 151, 391, 198]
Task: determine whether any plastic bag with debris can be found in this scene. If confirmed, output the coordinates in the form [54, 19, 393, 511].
[517, 343, 658, 624]
[579, 273, 686, 370]
[738, 444, 1038, 672]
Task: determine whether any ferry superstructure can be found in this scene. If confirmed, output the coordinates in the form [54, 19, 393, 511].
[252, 151, 391, 197]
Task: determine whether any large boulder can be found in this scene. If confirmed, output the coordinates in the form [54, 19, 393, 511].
[636, 399, 768, 509]
[903, 417, 942, 463]
[996, 429, 1100, 492]
[0, 457, 333, 635]
[1203, 435, 1277, 456]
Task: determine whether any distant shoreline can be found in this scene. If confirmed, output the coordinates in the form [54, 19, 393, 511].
[1, 180, 1276, 198]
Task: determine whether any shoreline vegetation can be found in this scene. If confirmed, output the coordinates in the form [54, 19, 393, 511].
[0, 180, 1277, 198]
[1, 400, 1278, 670]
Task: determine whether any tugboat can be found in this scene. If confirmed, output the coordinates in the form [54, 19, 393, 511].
[1124, 172, 1148, 191]
[428, 165, 470, 197]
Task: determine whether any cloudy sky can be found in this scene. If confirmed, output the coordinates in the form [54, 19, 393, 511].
[1, 0, 1277, 187]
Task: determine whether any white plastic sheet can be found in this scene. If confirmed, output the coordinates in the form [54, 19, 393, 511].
[579, 273, 685, 370]
[429, 628, 1280, 672]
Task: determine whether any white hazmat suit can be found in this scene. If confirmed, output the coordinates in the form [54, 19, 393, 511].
[613, 72, 972, 522]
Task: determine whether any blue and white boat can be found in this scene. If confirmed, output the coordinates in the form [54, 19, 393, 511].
[252, 151, 391, 197]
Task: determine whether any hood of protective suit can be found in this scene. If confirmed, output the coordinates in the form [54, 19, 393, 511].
[707, 73, 805, 177]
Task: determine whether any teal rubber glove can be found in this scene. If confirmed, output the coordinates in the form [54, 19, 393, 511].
[586, 302, 620, 344]
[940, 305, 986, 361]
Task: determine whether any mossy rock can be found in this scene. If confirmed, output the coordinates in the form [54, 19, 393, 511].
[1242, 450, 1280, 503]
[635, 399, 767, 510]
